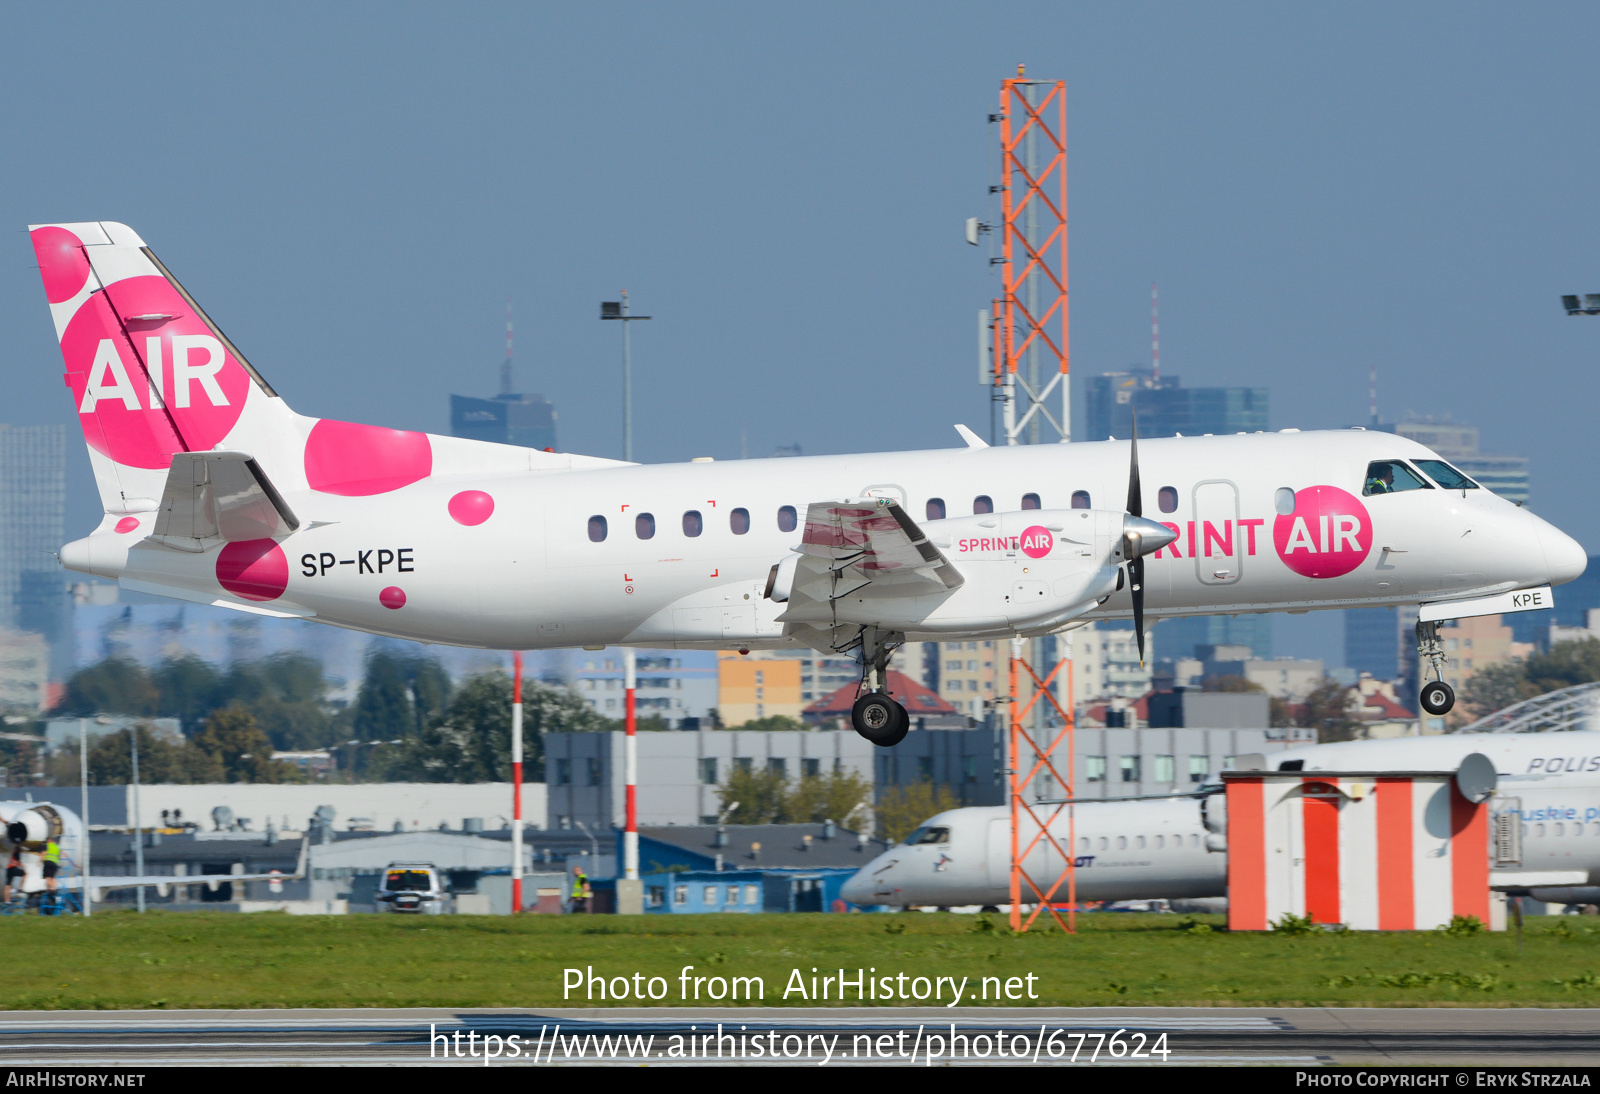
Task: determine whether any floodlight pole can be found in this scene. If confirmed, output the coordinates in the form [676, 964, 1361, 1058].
[512, 651, 524, 914]
[601, 292, 652, 462]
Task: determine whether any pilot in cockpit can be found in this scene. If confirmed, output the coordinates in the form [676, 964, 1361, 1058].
[1363, 460, 1432, 497]
[1364, 463, 1395, 495]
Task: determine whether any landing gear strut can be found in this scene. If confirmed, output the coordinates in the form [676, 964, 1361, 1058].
[850, 626, 908, 746]
[1415, 621, 1456, 716]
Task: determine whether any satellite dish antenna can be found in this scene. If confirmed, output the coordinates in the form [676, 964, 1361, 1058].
[965, 217, 991, 246]
[1455, 752, 1498, 804]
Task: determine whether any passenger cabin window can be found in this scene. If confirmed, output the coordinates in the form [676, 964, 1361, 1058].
[926, 498, 946, 521]
[635, 513, 656, 539]
[1415, 460, 1479, 490]
[587, 515, 608, 542]
[1071, 490, 1090, 509]
[1363, 460, 1432, 496]
[1158, 486, 1178, 513]
[682, 510, 703, 537]
[777, 505, 797, 532]
[1274, 487, 1295, 515]
[973, 495, 993, 515]
[904, 825, 950, 845]
[729, 507, 750, 534]
[1021, 493, 1041, 510]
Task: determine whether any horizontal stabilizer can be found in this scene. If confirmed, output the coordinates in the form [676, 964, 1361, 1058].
[151, 451, 298, 550]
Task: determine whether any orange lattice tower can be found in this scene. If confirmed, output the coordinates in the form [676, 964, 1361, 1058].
[992, 65, 1069, 446]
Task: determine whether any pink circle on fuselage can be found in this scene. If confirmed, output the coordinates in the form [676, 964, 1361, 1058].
[304, 418, 433, 496]
[31, 226, 92, 304]
[216, 539, 289, 601]
[114, 516, 141, 534]
[448, 490, 495, 526]
[1272, 485, 1373, 579]
[379, 586, 407, 609]
[1020, 524, 1054, 559]
[59, 275, 252, 469]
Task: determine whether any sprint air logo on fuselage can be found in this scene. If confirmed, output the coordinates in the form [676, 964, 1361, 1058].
[958, 525, 1055, 559]
[1142, 485, 1373, 581]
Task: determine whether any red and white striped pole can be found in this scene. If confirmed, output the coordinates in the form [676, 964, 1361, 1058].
[511, 650, 524, 914]
[623, 647, 638, 882]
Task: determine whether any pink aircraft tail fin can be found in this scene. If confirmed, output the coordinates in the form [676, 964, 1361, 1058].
[29, 222, 294, 513]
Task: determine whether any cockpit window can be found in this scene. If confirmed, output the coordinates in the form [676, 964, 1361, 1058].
[1362, 460, 1432, 496]
[1414, 459, 1479, 490]
[903, 825, 950, 845]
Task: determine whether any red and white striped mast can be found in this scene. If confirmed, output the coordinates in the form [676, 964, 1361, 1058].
[511, 651, 524, 912]
[623, 649, 638, 884]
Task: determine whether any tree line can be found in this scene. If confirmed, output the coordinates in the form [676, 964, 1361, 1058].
[49, 649, 613, 784]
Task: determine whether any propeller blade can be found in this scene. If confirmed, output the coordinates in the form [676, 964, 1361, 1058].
[1130, 556, 1146, 664]
[1126, 414, 1142, 518]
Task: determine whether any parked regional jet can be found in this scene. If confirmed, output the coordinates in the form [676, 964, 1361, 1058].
[839, 732, 1600, 909]
[28, 222, 1586, 744]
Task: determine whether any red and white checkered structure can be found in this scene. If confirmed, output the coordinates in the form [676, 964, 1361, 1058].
[1224, 771, 1491, 931]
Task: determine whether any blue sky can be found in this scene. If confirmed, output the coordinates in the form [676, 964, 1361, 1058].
[3, 3, 1596, 666]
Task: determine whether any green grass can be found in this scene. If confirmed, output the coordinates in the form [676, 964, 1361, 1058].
[3, 910, 1599, 1010]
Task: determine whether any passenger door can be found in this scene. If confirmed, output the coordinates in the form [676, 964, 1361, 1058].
[1192, 480, 1242, 587]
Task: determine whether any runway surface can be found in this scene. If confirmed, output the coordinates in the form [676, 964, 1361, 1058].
[0, 1006, 1594, 1066]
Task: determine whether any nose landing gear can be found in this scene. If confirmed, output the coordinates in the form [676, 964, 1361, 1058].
[848, 626, 908, 746]
[1415, 621, 1456, 716]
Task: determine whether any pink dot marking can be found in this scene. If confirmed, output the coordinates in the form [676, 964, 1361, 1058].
[304, 419, 433, 496]
[379, 586, 407, 610]
[448, 490, 495, 526]
[31, 226, 91, 304]
[216, 539, 289, 602]
[114, 516, 141, 534]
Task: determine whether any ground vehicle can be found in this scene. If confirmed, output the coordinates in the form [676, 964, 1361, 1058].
[375, 862, 447, 914]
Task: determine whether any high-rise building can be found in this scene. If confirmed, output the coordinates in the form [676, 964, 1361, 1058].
[1083, 367, 1268, 442]
[449, 393, 558, 450]
[1344, 606, 1402, 681]
[1156, 614, 1271, 662]
[0, 425, 66, 636]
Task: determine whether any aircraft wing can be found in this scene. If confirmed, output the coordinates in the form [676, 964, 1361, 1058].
[777, 498, 963, 625]
[68, 838, 309, 900]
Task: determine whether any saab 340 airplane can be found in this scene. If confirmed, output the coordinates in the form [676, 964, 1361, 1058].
[28, 221, 1586, 745]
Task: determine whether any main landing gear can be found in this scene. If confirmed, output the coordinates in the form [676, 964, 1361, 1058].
[849, 626, 908, 747]
[1415, 621, 1456, 716]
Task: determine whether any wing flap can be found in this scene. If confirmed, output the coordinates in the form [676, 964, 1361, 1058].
[779, 497, 963, 624]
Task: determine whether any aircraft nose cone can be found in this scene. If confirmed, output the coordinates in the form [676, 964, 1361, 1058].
[840, 871, 872, 904]
[1123, 515, 1178, 559]
[1540, 522, 1588, 587]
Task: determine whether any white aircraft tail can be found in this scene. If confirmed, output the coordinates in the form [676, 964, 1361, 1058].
[29, 221, 303, 517]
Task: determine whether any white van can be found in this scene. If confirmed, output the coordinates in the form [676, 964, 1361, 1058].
[375, 862, 447, 914]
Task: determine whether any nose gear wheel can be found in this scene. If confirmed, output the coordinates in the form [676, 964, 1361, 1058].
[1414, 620, 1455, 715]
[1420, 680, 1455, 717]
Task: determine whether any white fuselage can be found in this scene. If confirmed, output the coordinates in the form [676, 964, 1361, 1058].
[840, 733, 1600, 908]
[73, 428, 1586, 654]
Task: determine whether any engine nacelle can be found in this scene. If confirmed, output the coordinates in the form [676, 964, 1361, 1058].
[0, 803, 81, 895]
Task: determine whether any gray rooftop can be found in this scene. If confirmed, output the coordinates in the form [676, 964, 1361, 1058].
[639, 823, 892, 869]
